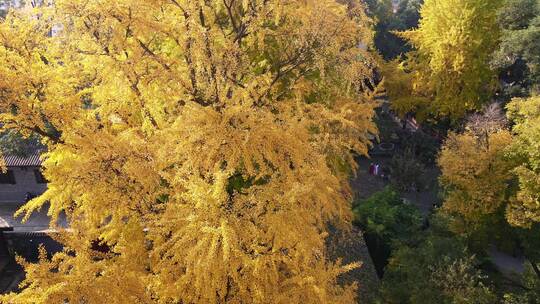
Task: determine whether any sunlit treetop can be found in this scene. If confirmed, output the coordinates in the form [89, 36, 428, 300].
[0, 1, 379, 303]
[506, 95, 540, 227]
[387, 0, 503, 122]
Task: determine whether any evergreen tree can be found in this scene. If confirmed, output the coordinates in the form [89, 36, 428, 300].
[492, 0, 540, 96]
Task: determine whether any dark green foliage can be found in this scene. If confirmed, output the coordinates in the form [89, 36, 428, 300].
[354, 187, 423, 247]
[0, 130, 43, 157]
[401, 131, 440, 165]
[226, 173, 268, 195]
[353, 187, 423, 275]
[516, 224, 540, 275]
[380, 215, 496, 304]
[373, 110, 399, 143]
[395, 0, 423, 30]
[367, 0, 423, 60]
[389, 150, 426, 191]
[521, 232, 540, 265]
[498, 0, 538, 31]
[503, 264, 540, 304]
[493, 0, 540, 95]
[156, 194, 169, 204]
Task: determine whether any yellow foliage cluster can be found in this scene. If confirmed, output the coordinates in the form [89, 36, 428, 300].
[506, 95, 540, 227]
[0, 0, 378, 303]
[439, 95, 540, 230]
[384, 0, 503, 121]
[438, 130, 514, 226]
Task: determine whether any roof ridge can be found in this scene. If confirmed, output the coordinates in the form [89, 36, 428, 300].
[0, 150, 44, 167]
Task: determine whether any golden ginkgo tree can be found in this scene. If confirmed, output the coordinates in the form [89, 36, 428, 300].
[385, 0, 503, 122]
[438, 97, 540, 230]
[0, 0, 378, 303]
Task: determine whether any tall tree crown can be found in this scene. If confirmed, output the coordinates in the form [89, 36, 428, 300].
[0, 0, 378, 303]
[386, 0, 503, 121]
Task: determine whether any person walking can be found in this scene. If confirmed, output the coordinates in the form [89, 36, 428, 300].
[382, 166, 390, 181]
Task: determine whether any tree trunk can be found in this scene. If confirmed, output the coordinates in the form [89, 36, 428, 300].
[528, 258, 540, 280]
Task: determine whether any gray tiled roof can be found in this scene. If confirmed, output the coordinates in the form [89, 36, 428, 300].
[1, 152, 42, 167]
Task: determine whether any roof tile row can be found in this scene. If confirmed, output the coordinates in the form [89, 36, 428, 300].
[1, 152, 42, 167]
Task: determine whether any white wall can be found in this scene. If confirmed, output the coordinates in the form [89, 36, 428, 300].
[0, 167, 47, 203]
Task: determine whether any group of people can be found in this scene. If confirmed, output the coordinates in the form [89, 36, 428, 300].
[368, 163, 381, 176]
[368, 162, 390, 181]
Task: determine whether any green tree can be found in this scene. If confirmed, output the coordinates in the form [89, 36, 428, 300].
[395, 0, 423, 30]
[515, 224, 540, 280]
[503, 263, 540, 304]
[353, 187, 423, 276]
[380, 216, 496, 304]
[0, 130, 44, 157]
[353, 187, 423, 247]
[389, 149, 426, 191]
[367, 0, 423, 60]
[492, 0, 540, 96]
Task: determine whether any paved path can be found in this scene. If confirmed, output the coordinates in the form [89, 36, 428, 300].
[0, 202, 66, 233]
[488, 246, 525, 277]
[350, 156, 440, 216]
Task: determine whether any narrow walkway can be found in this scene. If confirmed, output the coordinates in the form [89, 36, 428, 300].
[0, 202, 67, 233]
[350, 156, 440, 216]
[488, 246, 525, 277]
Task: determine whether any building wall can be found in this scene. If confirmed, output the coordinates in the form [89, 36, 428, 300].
[0, 167, 47, 203]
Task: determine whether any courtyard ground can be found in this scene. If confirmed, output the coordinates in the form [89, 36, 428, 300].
[351, 107, 526, 286]
[0, 202, 67, 233]
[350, 155, 441, 216]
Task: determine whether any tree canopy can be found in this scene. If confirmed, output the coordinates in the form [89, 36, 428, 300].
[0, 1, 378, 303]
[439, 95, 540, 230]
[369, 0, 423, 60]
[438, 129, 514, 226]
[354, 187, 423, 246]
[385, 0, 503, 122]
[506, 95, 540, 227]
[492, 0, 540, 96]
[380, 215, 496, 304]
